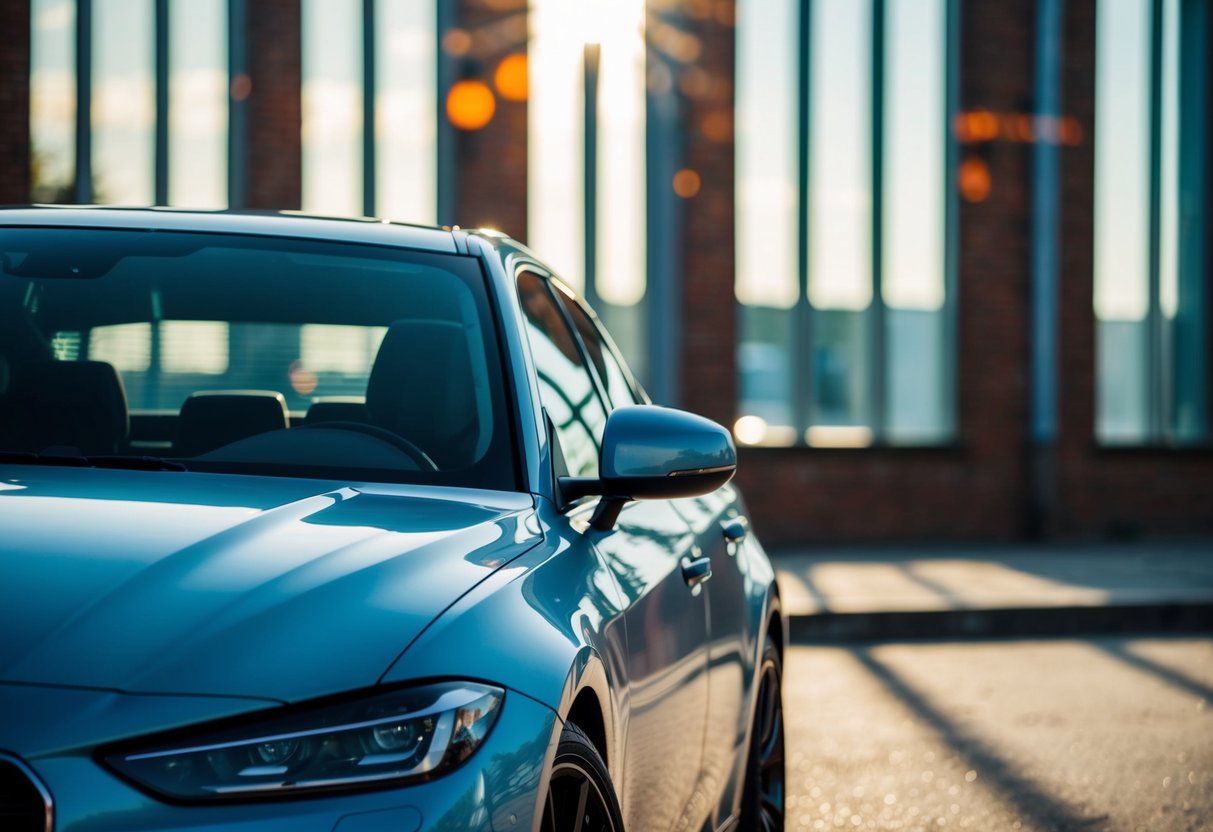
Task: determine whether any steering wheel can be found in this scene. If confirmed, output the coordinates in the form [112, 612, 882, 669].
[298, 421, 439, 471]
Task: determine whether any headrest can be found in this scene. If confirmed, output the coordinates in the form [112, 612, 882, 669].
[1, 360, 129, 454]
[365, 320, 479, 468]
[175, 390, 289, 457]
[303, 399, 368, 425]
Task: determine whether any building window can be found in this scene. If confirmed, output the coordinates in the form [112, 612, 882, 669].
[29, 0, 228, 207]
[168, 0, 228, 208]
[30, 0, 77, 202]
[528, 0, 648, 380]
[93, 0, 155, 205]
[735, 0, 955, 448]
[302, 0, 437, 221]
[1094, 0, 1209, 444]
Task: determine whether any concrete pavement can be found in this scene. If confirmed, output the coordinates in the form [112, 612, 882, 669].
[773, 539, 1213, 641]
[783, 635, 1213, 831]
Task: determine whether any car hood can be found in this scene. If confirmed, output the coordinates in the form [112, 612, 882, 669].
[0, 466, 540, 702]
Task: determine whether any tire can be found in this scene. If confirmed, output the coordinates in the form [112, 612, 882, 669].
[540, 722, 625, 832]
[740, 635, 786, 831]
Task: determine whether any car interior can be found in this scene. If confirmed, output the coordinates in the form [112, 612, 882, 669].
[0, 229, 514, 488]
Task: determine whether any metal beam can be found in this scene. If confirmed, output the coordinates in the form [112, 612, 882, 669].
[362, 0, 375, 217]
[74, 0, 93, 203]
[155, 0, 169, 205]
[227, 0, 247, 208]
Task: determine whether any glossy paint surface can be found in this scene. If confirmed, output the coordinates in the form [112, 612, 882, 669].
[0, 208, 780, 832]
[0, 466, 537, 701]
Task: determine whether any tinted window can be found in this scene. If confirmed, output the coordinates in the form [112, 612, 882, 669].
[517, 272, 607, 477]
[0, 227, 516, 490]
[551, 282, 638, 410]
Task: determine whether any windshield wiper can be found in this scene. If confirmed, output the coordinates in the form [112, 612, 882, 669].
[0, 451, 188, 471]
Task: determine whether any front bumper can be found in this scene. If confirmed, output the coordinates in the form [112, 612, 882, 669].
[0, 682, 559, 832]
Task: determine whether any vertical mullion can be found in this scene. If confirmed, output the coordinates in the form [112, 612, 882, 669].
[154, 0, 169, 205]
[1031, 0, 1062, 445]
[870, 0, 886, 441]
[435, 0, 456, 224]
[1146, 0, 1164, 440]
[227, 0, 246, 208]
[362, 0, 375, 217]
[943, 0, 960, 440]
[795, 0, 813, 440]
[75, 0, 93, 203]
[583, 44, 601, 315]
[646, 49, 681, 406]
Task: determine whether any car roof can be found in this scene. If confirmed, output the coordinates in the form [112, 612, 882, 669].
[0, 205, 500, 255]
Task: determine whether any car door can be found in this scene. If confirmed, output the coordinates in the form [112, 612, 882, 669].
[517, 271, 710, 831]
[554, 282, 755, 821]
[672, 486, 754, 817]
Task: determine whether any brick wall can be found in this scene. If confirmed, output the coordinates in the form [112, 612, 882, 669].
[450, 0, 528, 239]
[0, 1, 31, 204]
[244, 0, 302, 210]
[678, 1, 738, 427]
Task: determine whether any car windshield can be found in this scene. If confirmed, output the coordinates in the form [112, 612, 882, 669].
[0, 226, 518, 491]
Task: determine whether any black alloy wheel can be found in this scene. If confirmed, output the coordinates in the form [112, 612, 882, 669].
[540, 722, 623, 832]
[740, 635, 786, 831]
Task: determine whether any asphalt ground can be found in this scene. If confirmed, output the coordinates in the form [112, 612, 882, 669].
[782, 634, 1213, 832]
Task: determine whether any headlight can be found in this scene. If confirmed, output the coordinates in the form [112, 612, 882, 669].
[103, 682, 503, 801]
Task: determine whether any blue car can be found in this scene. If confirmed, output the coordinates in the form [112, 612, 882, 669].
[0, 207, 785, 832]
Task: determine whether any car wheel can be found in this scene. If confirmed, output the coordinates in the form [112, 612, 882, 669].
[740, 634, 785, 831]
[540, 722, 624, 832]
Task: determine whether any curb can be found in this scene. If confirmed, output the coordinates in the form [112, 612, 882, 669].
[788, 601, 1213, 643]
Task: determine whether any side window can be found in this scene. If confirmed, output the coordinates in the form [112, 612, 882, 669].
[517, 272, 608, 477]
[551, 283, 639, 410]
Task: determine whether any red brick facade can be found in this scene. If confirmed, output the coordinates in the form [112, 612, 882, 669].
[678, 3, 738, 428]
[0, 1, 31, 204]
[450, 0, 528, 239]
[244, 0, 302, 210]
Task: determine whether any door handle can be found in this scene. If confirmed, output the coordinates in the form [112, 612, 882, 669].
[721, 517, 749, 544]
[681, 555, 713, 589]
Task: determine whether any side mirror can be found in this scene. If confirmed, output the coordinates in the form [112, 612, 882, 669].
[560, 405, 737, 529]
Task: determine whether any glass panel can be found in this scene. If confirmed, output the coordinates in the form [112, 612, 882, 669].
[553, 285, 638, 409]
[596, 0, 645, 308]
[517, 272, 606, 477]
[1169, 0, 1208, 441]
[528, 0, 585, 291]
[30, 0, 76, 203]
[808, 0, 872, 434]
[302, 0, 363, 216]
[376, 0, 436, 223]
[93, 0, 155, 204]
[734, 0, 798, 447]
[807, 0, 872, 312]
[736, 306, 796, 446]
[1094, 0, 1151, 443]
[735, 0, 798, 311]
[169, 0, 227, 209]
[883, 0, 949, 443]
[809, 309, 870, 438]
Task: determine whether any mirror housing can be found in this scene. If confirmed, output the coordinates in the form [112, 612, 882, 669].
[560, 406, 737, 527]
